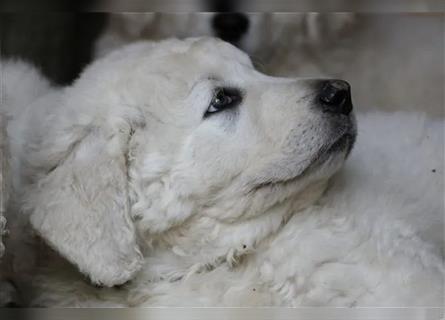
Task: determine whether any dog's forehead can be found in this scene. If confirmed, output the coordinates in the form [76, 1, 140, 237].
[181, 40, 255, 85]
[188, 37, 252, 64]
[155, 37, 253, 72]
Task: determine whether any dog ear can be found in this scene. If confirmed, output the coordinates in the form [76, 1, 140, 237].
[26, 119, 143, 287]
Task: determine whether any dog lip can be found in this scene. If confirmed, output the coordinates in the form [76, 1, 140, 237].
[247, 132, 355, 193]
[299, 128, 356, 175]
[247, 121, 356, 194]
[327, 131, 355, 154]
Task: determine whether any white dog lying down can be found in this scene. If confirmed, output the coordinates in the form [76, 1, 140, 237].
[0, 38, 443, 307]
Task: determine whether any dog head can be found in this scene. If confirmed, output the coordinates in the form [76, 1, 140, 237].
[27, 38, 356, 286]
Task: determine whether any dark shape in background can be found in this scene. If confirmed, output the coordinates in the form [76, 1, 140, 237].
[0, 0, 250, 85]
[207, 0, 250, 45]
[1, 0, 107, 85]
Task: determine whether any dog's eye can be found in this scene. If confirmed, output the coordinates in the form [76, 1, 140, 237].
[204, 87, 242, 118]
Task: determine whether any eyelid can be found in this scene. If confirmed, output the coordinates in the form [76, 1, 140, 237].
[188, 76, 218, 96]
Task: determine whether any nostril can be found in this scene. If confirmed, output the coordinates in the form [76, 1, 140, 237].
[318, 80, 353, 115]
[212, 13, 250, 44]
[319, 81, 348, 105]
[329, 80, 350, 92]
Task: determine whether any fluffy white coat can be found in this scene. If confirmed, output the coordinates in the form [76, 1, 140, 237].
[0, 38, 443, 307]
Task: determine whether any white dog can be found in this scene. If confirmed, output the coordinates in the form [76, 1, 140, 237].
[0, 38, 443, 307]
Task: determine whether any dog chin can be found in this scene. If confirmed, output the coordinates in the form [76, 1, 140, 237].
[323, 132, 356, 161]
[306, 132, 355, 174]
[250, 138, 353, 194]
[289, 131, 356, 187]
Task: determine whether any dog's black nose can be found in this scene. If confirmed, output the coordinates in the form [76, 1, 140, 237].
[318, 80, 353, 115]
[212, 13, 249, 44]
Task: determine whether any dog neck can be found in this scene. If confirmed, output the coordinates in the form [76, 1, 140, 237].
[136, 180, 328, 283]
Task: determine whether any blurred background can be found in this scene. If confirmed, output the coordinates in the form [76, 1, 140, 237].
[1, 0, 444, 116]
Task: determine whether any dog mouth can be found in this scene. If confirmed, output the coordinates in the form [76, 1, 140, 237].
[248, 128, 356, 193]
[324, 131, 355, 158]
[302, 129, 356, 174]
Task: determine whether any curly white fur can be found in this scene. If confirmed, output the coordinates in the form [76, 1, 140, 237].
[0, 38, 443, 307]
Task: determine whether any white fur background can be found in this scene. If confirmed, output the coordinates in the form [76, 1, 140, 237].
[0, 12, 443, 308]
[23, 111, 445, 307]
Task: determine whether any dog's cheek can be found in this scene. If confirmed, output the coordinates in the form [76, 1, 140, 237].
[136, 199, 195, 236]
[132, 176, 197, 237]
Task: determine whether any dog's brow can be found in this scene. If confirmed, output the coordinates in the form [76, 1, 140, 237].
[189, 75, 221, 93]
